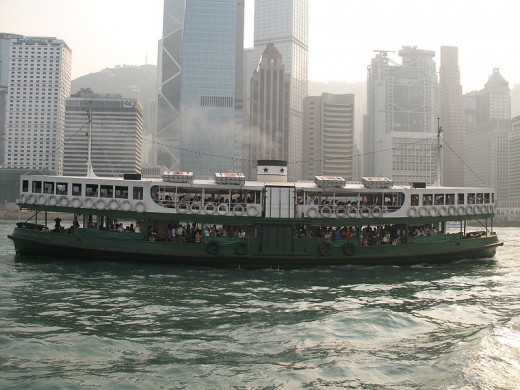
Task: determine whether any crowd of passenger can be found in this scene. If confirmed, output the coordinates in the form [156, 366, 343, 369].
[154, 192, 258, 209]
[147, 222, 248, 243]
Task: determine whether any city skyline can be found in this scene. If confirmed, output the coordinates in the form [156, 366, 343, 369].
[1, 0, 520, 93]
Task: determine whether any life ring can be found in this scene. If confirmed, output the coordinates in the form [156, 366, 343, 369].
[204, 202, 216, 214]
[121, 200, 132, 211]
[419, 207, 429, 217]
[407, 207, 418, 217]
[360, 207, 371, 218]
[191, 202, 202, 214]
[466, 205, 474, 214]
[428, 207, 437, 217]
[320, 206, 332, 217]
[96, 199, 106, 210]
[58, 196, 69, 207]
[72, 197, 82, 208]
[480, 205, 488, 214]
[135, 201, 146, 213]
[177, 201, 188, 213]
[336, 205, 347, 218]
[347, 207, 358, 218]
[27, 194, 36, 204]
[83, 197, 95, 209]
[343, 243, 356, 256]
[108, 199, 119, 210]
[371, 206, 382, 218]
[473, 205, 481, 214]
[448, 205, 457, 216]
[19, 194, 27, 204]
[206, 241, 219, 255]
[217, 203, 229, 215]
[48, 195, 58, 206]
[307, 207, 318, 218]
[233, 204, 245, 216]
[438, 206, 448, 216]
[235, 242, 248, 255]
[319, 241, 333, 256]
[38, 194, 47, 205]
[457, 205, 466, 215]
[246, 204, 259, 217]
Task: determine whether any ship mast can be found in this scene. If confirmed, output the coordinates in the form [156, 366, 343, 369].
[86, 103, 97, 177]
[434, 117, 443, 187]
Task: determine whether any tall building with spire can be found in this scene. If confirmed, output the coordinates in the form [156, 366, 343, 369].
[440, 46, 466, 187]
[365, 47, 439, 184]
[156, 0, 245, 177]
[253, 0, 308, 180]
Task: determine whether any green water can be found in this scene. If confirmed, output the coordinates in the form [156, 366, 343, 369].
[1, 222, 519, 389]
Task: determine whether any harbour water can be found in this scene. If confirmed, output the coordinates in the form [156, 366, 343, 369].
[1, 220, 519, 389]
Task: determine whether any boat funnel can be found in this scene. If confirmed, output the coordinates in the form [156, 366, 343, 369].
[256, 160, 288, 182]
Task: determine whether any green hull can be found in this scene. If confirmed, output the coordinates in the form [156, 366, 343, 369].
[8, 227, 502, 269]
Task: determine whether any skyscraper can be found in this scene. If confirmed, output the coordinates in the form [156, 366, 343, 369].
[253, 0, 309, 180]
[156, 0, 245, 178]
[0, 33, 71, 174]
[365, 47, 439, 185]
[303, 93, 355, 180]
[440, 46, 466, 186]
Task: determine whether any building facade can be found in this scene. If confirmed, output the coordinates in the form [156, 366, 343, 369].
[247, 43, 290, 179]
[303, 93, 355, 180]
[439, 46, 466, 187]
[365, 47, 439, 185]
[156, 0, 245, 178]
[253, 0, 308, 180]
[0, 33, 71, 174]
[509, 116, 520, 200]
[63, 90, 143, 177]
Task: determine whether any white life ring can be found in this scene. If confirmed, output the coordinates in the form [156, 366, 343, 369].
[27, 194, 36, 204]
[466, 205, 474, 215]
[480, 205, 488, 214]
[72, 197, 82, 208]
[419, 207, 429, 217]
[448, 206, 457, 216]
[59, 196, 69, 207]
[473, 205, 481, 214]
[38, 194, 47, 205]
[246, 204, 259, 217]
[307, 207, 318, 218]
[233, 204, 245, 216]
[83, 198, 95, 209]
[48, 195, 57, 206]
[217, 203, 229, 215]
[457, 205, 466, 215]
[96, 199, 106, 210]
[360, 207, 371, 218]
[407, 207, 418, 217]
[428, 207, 438, 217]
[121, 200, 132, 211]
[347, 206, 358, 218]
[371, 206, 382, 218]
[19, 194, 27, 204]
[135, 201, 146, 213]
[336, 205, 347, 218]
[177, 201, 188, 213]
[204, 202, 216, 215]
[191, 202, 202, 214]
[438, 206, 448, 216]
[108, 199, 119, 210]
[320, 205, 333, 217]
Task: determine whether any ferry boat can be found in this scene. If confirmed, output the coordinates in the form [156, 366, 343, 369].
[8, 160, 502, 268]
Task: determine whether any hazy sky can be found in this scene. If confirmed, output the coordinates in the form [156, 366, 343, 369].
[1, 0, 519, 92]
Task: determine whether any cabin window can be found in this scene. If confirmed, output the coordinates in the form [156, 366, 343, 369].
[100, 185, 113, 198]
[457, 193, 465, 204]
[32, 181, 42, 193]
[446, 194, 455, 205]
[56, 183, 67, 195]
[133, 186, 143, 200]
[484, 193, 490, 203]
[476, 193, 483, 204]
[22, 180, 29, 192]
[86, 184, 99, 197]
[492, 193, 495, 203]
[72, 183, 82, 196]
[422, 194, 432, 206]
[434, 194, 444, 205]
[115, 186, 128, 199]
[43, 181, 54, 194]
[467, 193, 476, 204]
[411, 194, 419, 206]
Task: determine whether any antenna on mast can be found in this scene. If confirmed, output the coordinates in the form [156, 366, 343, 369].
[86, 101, 97, 177]
[434, 117, 443, 187]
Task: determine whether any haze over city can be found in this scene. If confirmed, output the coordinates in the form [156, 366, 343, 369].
[1, 0, 520, 92]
